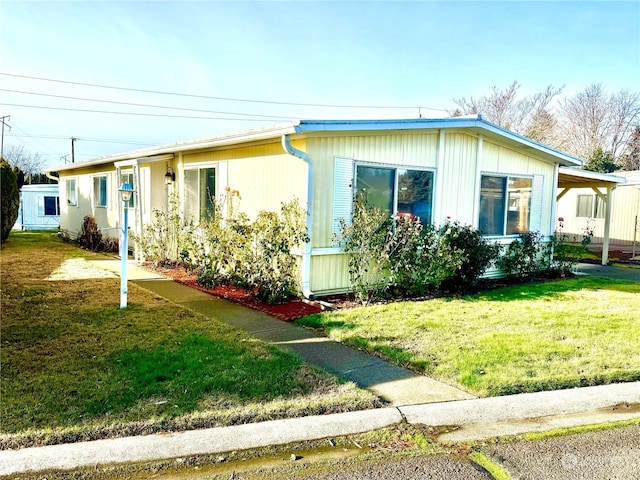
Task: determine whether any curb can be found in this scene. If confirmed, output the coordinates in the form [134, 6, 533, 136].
[2, 382, 639, 477]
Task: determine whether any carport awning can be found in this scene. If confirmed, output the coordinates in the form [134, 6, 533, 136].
[556, 168, 626, 266]
[558, 167, 626, 189]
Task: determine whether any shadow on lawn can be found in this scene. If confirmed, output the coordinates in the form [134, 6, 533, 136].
[468, 276, 637, 303]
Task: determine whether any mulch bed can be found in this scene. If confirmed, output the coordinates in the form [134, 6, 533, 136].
[150, 264, 323, 321]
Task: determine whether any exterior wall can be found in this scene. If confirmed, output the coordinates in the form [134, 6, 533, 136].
[556, 172, 640, 246]
[15, 185, 60, 230]
[179, 142, 307, 221]
[59, 166, 119, 238]
[304, 130, 557, 294]
[480, 139, 556, 237]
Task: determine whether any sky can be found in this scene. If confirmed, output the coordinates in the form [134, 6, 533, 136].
[0, 0, 638, 170]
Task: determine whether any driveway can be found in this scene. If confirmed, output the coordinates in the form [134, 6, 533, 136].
[575, 262, 640, 282]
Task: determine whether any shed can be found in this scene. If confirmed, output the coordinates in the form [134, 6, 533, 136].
[15, 184, 60, 231]
[50, 116, 594, 296]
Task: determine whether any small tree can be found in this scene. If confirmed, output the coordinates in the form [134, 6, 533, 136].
[1, 160, 20, 243]
[583, 148, 619, 173]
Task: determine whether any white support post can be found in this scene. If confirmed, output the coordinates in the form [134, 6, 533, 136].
[601, 186, 614, 266]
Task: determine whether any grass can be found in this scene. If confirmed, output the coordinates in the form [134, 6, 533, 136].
[296, 277, 640, 397]
[0, 232, 379, 447]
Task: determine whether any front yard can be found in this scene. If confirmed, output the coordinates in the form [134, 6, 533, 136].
[0, 232, 378, 448]
[297, 277, 640, 396]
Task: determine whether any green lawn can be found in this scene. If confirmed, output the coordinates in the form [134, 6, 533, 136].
[297, 277, 640, 396]
[0, 232, 378, 448]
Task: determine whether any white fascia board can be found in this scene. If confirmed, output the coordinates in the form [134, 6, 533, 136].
[295, 117, 584, 167]
[559, 167, 627, 185]
[49, 122, 299, 173]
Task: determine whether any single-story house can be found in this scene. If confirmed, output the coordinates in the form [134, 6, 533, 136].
[14, 184, 60, 231]
[50, 116, 624, 296]
[556, 169, 638, 251]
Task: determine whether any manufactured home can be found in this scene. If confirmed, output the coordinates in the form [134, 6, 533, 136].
[14, 184, 60, 231]
[556, 170, 639, 249]
[51, 116, 624, 296]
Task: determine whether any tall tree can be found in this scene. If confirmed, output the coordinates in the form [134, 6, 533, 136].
[452, 81, 563, 143]
[556, 83, 640, 163]
[3, 145, 46, 183]
[618, 126, 640, 171]
[1, 160, 21, 242]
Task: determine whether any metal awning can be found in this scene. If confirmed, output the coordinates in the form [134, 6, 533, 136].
[557, 168, 626, 265]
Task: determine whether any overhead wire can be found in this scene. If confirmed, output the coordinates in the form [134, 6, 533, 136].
[0, 71, 448, 112]
[0, 88, 299, 119]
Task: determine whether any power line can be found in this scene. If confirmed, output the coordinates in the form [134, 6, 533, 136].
[0, 88, 298, 119]
[7, 132, 158, 146]
[0, 103, 284, 121]
[0, 72, 448, 111]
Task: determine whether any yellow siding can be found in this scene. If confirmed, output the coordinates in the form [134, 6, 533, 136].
[480, 140, 555, 235]
[439, 133, 478, 224]
[306, 132, 439, 248]
[182, 142, 307, 221]
[310, 254, 350, 293]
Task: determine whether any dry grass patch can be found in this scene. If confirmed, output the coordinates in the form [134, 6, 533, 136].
[0, 232, 379, 448]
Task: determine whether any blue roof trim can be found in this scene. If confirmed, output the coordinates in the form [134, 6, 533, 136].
[294, 116, 583, 167]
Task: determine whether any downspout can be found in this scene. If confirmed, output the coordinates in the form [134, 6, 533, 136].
[45, 171, 60, 183]
[282, 134, 314, 299]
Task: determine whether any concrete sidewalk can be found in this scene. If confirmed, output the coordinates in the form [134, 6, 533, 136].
[2, 383, 639, 476]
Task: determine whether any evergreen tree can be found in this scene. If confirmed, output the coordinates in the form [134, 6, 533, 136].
[1, 160, 21, 243]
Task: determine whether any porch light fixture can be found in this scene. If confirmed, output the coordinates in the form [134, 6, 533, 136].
[119, 182, 134, 308]
[164, 167, 176, 184]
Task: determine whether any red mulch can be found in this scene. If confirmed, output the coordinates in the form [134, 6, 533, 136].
[150, 264, 323, 321]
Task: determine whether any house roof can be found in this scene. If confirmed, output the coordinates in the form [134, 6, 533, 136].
[49, 115, 584, 172]
[558, 167, 627, 189]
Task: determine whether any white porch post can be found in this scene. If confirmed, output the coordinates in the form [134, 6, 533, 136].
[601, 186, 614, 265]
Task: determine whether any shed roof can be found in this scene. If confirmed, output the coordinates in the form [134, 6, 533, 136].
[49, 115, 584, 173]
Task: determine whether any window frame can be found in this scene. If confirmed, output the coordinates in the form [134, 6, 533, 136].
[576, 194, 605, 219]
[120, 171, 136, 209]
[478, 173, 533, 237]
[354, 162, 435, 226]
[66, 177, 78, 206]
[43, 196, 60, 216]
[183, 164, 217, 223]
[92, 174, 108, 208]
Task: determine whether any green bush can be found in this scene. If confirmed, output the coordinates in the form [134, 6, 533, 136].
[336, 195, 392, 304]
[1, 160, 20, 243]
[498, 231, 548, 280]
[439, 220, 500, 287]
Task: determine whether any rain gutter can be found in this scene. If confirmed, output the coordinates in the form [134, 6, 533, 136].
[281, 134, 314, 299]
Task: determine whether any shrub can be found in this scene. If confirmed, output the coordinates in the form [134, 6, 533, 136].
[439, 220, 500, 288]
[1, 161, 20, 243]
[336, 195, 392, 304]
[134, 194, 197, 266]
[498, 231, 547, 280]
[385, 218, 461, 297]
[77, 215, 103, 252]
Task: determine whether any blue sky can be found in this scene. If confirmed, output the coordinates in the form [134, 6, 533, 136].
[1, 1, 638, 169]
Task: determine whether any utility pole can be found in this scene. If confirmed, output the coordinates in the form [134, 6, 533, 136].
[1, 115, 10, 159]
[71, 137, 76, 163]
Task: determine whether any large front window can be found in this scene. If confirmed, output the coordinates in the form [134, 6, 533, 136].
[184, 167, 216, 223]
[479, 174, 532, 235]
[355, 165, 434, 225]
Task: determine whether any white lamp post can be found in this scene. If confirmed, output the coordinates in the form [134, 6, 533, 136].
[119, 182, 134, 308]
